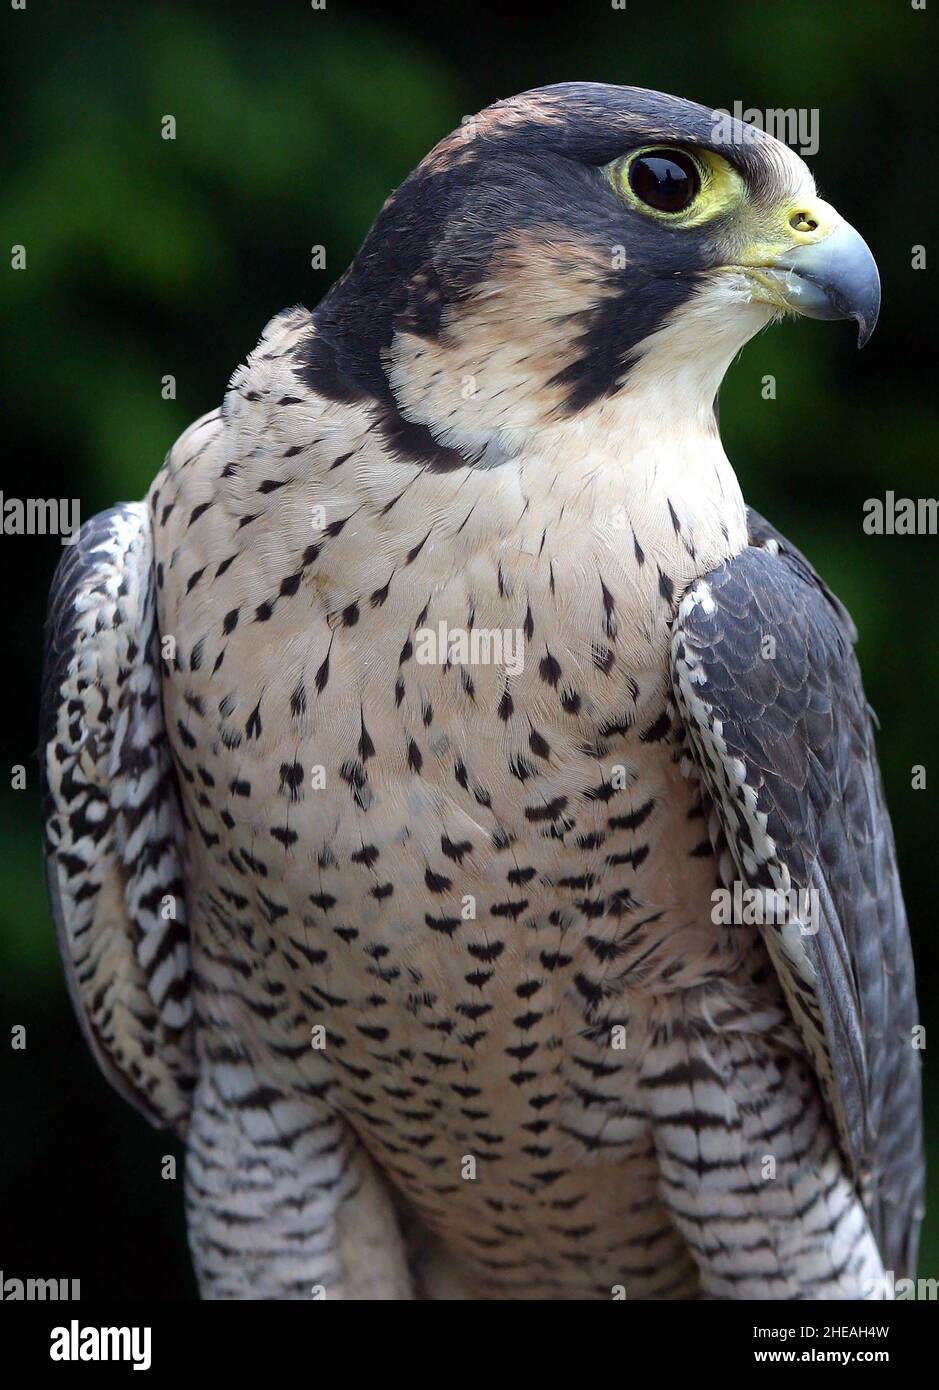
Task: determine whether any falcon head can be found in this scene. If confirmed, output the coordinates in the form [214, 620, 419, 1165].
[310, 83, 879, 450]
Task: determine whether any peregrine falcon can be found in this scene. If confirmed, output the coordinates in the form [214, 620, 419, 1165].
[41, 83, 923, 1300]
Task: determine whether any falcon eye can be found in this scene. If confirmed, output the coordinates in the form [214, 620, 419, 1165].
[627, 149, 701, 214]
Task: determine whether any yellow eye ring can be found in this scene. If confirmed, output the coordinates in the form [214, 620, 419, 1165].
[609, 145, 746, 228]
[627, 148, 701, 214]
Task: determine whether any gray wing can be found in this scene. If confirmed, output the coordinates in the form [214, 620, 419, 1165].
[41, 503, 195, 1131]
[670, 508, 923, 1275]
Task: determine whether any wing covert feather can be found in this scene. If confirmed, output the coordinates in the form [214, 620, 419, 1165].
[670, 510, 923, 1274]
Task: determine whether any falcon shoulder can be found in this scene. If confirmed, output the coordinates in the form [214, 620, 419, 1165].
[670, 508, 924, 1276]
[40, 503, 195, 1131]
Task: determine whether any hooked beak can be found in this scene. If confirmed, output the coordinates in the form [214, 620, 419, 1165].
[738, 204, 881, 348]
[768, 220, 881, 347]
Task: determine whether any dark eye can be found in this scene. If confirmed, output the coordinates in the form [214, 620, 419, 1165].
[628, 149, 700, 213]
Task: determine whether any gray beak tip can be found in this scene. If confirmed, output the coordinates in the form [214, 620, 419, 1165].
[774, 220, 880, 349]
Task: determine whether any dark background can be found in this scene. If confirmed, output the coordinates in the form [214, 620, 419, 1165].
[2, 0, 936, 1299]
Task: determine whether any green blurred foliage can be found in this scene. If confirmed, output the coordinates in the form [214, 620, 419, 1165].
[1, 0, 936, 1296]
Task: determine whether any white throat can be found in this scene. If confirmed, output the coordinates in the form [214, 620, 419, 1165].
[384, 274, 769, 573]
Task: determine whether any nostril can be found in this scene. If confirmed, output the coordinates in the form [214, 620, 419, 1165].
[790, 211, 819, 233]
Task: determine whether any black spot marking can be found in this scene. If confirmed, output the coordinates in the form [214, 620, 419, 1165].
[525, 795, 568, 823]
[315, 645, 331, 694]
[539, 652, 562, 686]
[529, 728, 550, 759]
[426, 913, 461, 937]
[639, 710, 671, 743]
[599, 577, 616, 637]
[406, 530, 432, 565]
[359, 717, 375, 762]
[467, 942, 504, 962]
[608, 798, 654, 831]
[279, 761, 305, 801]
[341, 762, 370, 810]
[441, 836, 472, 862]
[508, 866, 536, 886]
